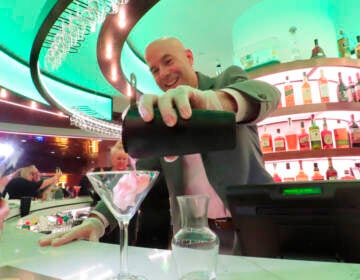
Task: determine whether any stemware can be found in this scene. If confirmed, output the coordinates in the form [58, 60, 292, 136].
[87, 170, 159, 280]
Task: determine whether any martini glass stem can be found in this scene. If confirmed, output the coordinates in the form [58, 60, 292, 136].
[119, 220, 129, 275]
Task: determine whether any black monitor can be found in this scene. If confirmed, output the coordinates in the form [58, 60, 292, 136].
[226, 181, 360, 263]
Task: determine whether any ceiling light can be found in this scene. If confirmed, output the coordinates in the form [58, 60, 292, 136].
[0, 88, 7, 98]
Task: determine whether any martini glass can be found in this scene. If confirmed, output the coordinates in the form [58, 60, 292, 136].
[86, 170, 159, 280]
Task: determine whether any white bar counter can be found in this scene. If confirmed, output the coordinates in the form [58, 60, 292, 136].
[1, 218, 360, 280]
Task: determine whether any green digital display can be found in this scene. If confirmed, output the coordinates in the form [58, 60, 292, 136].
[282, 187, 322, 196]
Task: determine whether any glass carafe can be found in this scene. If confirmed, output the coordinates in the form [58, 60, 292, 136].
[172, 195, 219, 280]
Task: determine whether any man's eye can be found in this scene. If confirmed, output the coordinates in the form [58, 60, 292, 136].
[165, 59, 172, 65]
[151, 68, 159, 75]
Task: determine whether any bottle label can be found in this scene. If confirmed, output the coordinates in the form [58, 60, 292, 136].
[285, 87, 295, 107]
[351, 129, 360, 144]
[302, 88, 312, 103]
[322, 132, 333, 145]
[334, 128, 349, 147]
[274, 139, 285, 150]
[310, 129, 321, 141]
[298, 135, 310, 149]
[261, 136, 271, 148]
[319, 83, 329, 98]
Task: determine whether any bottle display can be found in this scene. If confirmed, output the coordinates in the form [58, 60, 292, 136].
[333, 119, 350, 148]
[326, 157, 338, 180]
[296, 160, 309, 181]
[301, 72, 312, 104]
[355, 35, 360, 59]
[311, 39, 325, 58]
[284, 76, 295, 107]
[321, 118, 333, 149]
[274, 128, 286, 152]
[318, 69, 330, 103]
[309, 114, 321, 150]
[298, 121, 310, 151]
[311, 162, 324, 181]
[337, 72, 348, 102]
[254, 55, 360, 184]
[349, 114, 360, 147]
[260, 125, 273, 153]
[285, 117, 298, 151]
[337, 30, 351, 58]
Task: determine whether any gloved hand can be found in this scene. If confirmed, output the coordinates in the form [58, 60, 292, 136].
[138, 85, 223, 127]
[38, 217, 105, 247]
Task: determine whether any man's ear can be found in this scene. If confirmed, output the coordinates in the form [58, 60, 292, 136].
[185, 49, 194, 65]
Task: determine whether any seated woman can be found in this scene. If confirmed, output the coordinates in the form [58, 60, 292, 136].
[2, 165, 61, 199]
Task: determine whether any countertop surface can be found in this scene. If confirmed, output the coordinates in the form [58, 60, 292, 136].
[1, 200, 360, 279]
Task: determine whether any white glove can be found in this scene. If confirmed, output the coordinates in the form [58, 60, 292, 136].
[138, 85, 223, 127]
[38, 217, 105, 247]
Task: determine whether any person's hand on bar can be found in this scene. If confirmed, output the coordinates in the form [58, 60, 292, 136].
[38, 217, 105, 247]
[0, 198, 9, 232]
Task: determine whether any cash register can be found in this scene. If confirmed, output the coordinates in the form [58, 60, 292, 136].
[226, 181, 360, 263]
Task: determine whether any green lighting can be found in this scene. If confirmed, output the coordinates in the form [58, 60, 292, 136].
[282, 187, 322, 196]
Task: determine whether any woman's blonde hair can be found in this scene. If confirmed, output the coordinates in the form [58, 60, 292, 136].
[20, 165, 37, 179]
[110, 141, 125, 156]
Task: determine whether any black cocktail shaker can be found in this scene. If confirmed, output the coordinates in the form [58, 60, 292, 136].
[122, 106, 236, 158]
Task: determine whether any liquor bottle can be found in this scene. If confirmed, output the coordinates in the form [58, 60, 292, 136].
[337, 72, 348, 102]
[311, 39, 326, 58]
[318, 69, 330, 103]
[355, 35, 360, 59]
[309, 114, 321, 150]
[337, 30, 351, 58]
[333, 119, 350, 148]
[285, 117, 298, 151]
[341, 170, 355, 180]
[283, 162, 295, 182]
[298, 121, 310, 151]
[274, 128, 286, 152]
[260, 125, 273, 153]
[348, 76, 359, 102]
[272, 163, 282, 182]
[349, 114, 360, 147]
[321, 118, 333, 149]
[284, 76, 295, 107]
[326, 157, 338, 180]
[311, 162, 324, 181]
[296, 160, 309, 181]
[301, 72, 312, 104]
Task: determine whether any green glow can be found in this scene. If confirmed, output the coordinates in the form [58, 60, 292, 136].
[0, 49, 112, 120]
[282, 187, 322, 196]
[121, 41, 162, 95]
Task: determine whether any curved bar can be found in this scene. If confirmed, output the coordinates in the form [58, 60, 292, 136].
[29, 0, 73, 115]
[97, 0, 158, 96]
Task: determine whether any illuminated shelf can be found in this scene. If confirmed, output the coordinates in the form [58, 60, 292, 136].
[254, 58, 360, 164]
[263, 148, 360, 162]
[247, 57, 360, 79]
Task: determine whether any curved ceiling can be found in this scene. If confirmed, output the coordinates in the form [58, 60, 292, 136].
[0, 0, 359, 116]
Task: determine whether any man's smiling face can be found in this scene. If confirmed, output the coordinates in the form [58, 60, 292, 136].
[145, 38, 198, 91]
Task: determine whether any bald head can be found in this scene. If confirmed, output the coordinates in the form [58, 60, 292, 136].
[144, 37, 198, 91]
